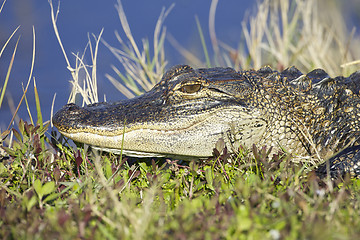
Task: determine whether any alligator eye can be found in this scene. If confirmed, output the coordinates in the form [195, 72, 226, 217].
[181, 84, 202, 93]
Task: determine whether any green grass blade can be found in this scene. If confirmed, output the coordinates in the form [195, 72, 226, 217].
[34, 78, 46, 152]
[195, 16, 211, 67]
[0, 37, 19, 109]
[33, 79, 43, 128]
[23, 84, 34, 125]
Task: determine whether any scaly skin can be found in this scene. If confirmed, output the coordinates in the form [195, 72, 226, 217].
[53, 65, 360, 178]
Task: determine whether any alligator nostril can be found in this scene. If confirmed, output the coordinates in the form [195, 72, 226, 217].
[65, 103, 80, 112]
[68, 105, 77, 111]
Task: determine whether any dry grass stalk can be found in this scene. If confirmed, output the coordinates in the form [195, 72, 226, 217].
[102, 0, 173, 98]
[49, 0, 102, 105]
[238, 0, 360, 75]
[170, 0, 360, 77]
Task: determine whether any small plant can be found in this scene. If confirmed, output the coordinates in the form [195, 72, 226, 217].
[33, 179, 56, 209]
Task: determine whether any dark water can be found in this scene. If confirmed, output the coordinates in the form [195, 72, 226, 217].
[0, 0, 359, 129]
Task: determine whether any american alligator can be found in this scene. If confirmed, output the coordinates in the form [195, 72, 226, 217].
[53, 65, 360, 178]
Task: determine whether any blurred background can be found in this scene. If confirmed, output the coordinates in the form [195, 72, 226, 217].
[0, 0, 359, 128]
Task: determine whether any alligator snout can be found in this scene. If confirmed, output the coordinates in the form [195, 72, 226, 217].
[52, 103, 91, 132]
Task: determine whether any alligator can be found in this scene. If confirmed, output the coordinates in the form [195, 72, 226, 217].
[52, 65, 360, 178]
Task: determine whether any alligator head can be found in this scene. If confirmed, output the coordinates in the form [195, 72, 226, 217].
[53, 65, 267, 158]
[53, 65, 360, 162]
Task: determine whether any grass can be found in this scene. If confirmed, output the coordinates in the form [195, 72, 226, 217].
[2, 128, 360, 238]
[1, 0, 360, 239]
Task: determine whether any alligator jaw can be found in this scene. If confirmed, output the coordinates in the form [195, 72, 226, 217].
[54, 103, 261, 158]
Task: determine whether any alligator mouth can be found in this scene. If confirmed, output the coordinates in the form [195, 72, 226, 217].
[58, 114, 214, 139]
[53, 103, 254, 158]
[61, 129, 204, 158]
[54, 108, 227, 158]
